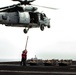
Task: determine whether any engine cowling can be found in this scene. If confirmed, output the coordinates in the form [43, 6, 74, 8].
[23, 6, 37, 11]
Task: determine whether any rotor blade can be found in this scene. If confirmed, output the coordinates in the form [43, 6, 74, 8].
[12, 0, 20, 1]
[0, 6, 15, 12]
[32, 4, 58, 10]
[0, 3, 20, 10]
[0, 5, 15, 10]
[0, 4, 23, 12]
[12, 0, 35, 2]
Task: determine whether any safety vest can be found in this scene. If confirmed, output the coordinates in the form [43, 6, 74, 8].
[22, 50, 27, 58]
[22, 53, 26, 58]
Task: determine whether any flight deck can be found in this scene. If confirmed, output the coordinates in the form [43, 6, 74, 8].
[0, 61, 76, 75]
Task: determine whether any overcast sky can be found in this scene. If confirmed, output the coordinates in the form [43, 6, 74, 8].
[0, 0, 76, 61]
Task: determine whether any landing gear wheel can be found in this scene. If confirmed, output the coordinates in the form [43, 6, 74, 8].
[40, 25, 44, 31]
[47, 25, 50, 28]
[23, 29, 27, 34]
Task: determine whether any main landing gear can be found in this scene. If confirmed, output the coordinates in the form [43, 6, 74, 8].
[23, 28, 29, 34]
[40, 24, 44, 31]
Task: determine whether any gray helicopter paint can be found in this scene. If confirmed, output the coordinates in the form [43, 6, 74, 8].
[0, 11, 50, 28]
[44, 17, 50, 26]
[0, 12, 30, 24]
[0, 12, 18, 24]
[22, 5, 37, 11]
[19, 12, 30, 24]
[38, 13, 50, 26]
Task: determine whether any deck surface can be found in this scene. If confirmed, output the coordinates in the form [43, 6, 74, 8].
[0, 63, 76, 75]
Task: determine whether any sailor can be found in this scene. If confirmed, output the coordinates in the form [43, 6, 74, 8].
[21, 49, 27, 66]
[23, 49, 28, 65]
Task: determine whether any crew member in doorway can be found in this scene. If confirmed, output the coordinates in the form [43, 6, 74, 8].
[21, 49, 27, 66]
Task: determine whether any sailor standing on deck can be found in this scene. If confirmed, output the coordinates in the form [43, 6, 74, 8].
[21, 49, 27, 66]
[23, 49, 28, 65]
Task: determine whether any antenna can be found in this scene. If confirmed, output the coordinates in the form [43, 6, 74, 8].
[25, 36, 29, 50]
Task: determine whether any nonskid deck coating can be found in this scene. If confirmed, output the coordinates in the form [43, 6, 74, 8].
[0, 62, 76, 75]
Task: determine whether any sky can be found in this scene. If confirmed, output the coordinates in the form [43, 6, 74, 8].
[0, 0, 76, 61]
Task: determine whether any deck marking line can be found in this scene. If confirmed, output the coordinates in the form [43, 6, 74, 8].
[0, 70, 76, 74]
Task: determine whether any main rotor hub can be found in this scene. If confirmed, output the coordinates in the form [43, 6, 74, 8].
[12, 0, 35, 5]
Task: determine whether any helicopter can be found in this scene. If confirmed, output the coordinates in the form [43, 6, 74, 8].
[0, 0, 56, 34]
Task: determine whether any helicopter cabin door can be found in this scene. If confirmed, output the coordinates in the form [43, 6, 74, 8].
[18, 12, 30, 24]
[29, 12, 38, 23]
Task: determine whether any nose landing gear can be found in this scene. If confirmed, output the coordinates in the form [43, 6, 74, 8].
[47, 25, 50, 28]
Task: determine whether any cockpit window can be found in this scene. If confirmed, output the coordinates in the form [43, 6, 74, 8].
[40, 14, 44, 20]
[43, 13, 46, 17]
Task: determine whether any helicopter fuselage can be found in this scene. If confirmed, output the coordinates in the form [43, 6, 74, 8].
[0, 11, 50, 28]
[0, 0, 52, 33]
